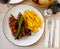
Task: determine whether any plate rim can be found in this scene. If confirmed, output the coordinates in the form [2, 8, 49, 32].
[9, 0, 24, 4]
[2, 5, 44, 46]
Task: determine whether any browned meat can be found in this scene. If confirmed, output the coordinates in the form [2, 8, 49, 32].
[9, 13, 31, 39]
[21, 26, 26, 36]
[17, 12, 22, 21]
[25, 29, 31, 36]
[9, 14, 18, 37]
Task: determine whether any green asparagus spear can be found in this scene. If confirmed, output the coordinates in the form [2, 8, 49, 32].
[15, 16, 24, 39]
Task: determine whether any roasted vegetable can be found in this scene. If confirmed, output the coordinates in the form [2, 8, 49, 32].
[15, 16, 24, 39]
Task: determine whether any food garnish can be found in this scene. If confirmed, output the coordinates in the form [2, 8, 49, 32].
[15, 16, 24, 39]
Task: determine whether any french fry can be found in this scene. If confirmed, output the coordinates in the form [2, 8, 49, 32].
[23, 9, 43, 32]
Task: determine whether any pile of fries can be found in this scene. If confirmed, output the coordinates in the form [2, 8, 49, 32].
[24, 10, 43, 32]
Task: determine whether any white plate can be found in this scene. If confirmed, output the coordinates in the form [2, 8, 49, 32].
[3, 5, 44, 46]
[9, 0, 23, 4]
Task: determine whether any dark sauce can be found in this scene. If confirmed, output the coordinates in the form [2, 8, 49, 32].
[0, 0, 10, 4]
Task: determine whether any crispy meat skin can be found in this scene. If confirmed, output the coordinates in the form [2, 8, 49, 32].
[9, 14, 18, 37]
[9, 13, 31, 39]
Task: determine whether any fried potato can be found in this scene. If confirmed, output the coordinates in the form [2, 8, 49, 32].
[24, 10, 43, 32]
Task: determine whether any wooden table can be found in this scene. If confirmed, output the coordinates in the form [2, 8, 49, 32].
[0, 0, 60, 49]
